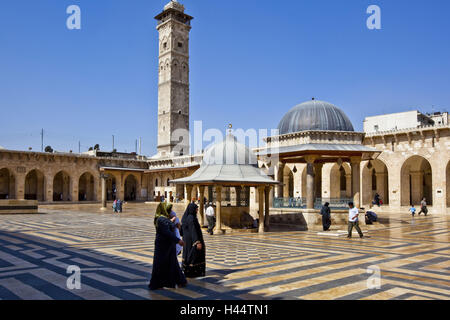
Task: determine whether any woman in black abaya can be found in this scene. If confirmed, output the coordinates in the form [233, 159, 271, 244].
[181, 203, 206, 278]
[149, 202, 187, 290]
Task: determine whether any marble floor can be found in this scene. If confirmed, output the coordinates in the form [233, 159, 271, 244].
[0, 203, 449, 300]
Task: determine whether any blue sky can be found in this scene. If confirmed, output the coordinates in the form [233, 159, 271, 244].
[0, 0, 449, 155]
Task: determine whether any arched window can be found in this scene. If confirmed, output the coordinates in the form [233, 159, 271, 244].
[167, 178, 170, 186]
[155, 179, 158, 187]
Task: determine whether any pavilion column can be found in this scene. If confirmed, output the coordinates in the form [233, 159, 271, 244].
[214, 186, 223, 233]
[258, 186, 265, 233]
[350, 156, 362, 208]
[314, 163, 323, 201]
[345, 173, 352, 198]
[235, 186, 242, 207]
[305, 156, 318, 209]
[264, 186, 271, 231]
[199, 186, 205, 227]
[101, 174, 107, 209]
[276, 163, 285, 198]
[185, 184, 193, 204]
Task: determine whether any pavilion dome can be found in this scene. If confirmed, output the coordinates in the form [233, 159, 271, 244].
[277, 99, 354, 135]
[170, 133, 277, 185]
[202, 133, 257, 166]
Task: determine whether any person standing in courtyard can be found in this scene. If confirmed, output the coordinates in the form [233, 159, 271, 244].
[149, 202, 187, 290]
[418, 198, 428, 216]
[409, 204, 416, 217]
[113, 199, 118, 213]
[347, 202, 364, 239]
[167, 203, 183, 256]
[205, 202, 216, 235]
[181, 203, 206, 278]
[320, 202, 331, 231]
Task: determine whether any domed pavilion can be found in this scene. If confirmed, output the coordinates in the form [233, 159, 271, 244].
[171, 132, 278, 233]
[256, 99, 381, 211]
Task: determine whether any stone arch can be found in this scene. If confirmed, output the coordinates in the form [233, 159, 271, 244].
[124, 174, 137, 201]
[401, 156, 433, 206]
[106, 174, 117, 201]
[362, 159, 389, 206]
[0, 168, 15, 199]
[329, 163, 351, 199]
[53, 171, 71, 201]
[79, 172, 95, 201]
[25, 169, 46, 201]
[446, 161, 450, 208]
[283, 165, 294, 198]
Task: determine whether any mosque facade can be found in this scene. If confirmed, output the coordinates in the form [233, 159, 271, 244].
[0, 1, 449, 215]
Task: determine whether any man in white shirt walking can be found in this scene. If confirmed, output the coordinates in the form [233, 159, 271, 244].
[347, 202, 364, 239]
[205, 202, 216, 235]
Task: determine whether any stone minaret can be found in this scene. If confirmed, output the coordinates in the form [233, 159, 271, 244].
[155, 1, 193, 157]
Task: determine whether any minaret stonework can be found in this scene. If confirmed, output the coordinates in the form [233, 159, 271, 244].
[155, 1, 193, 157]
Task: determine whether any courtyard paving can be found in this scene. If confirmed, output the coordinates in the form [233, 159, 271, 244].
[0, 203, 449, 300]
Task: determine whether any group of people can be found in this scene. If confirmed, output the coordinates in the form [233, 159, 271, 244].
[112, 199, 123, 213]
[149, 200, 206, 290]
[319, 202, 374, 238]
[409, 198, 428, 217]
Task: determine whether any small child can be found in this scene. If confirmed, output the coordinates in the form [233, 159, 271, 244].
[169, 211, 182, 256]
[409, 205, 416, 217]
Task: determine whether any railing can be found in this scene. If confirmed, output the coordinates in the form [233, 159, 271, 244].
[273, 197, 352, 210]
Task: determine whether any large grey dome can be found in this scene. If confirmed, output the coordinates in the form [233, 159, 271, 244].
[278, 100, 354, 135]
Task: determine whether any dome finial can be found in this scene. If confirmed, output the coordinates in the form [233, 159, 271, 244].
[227, 123, 233, 136]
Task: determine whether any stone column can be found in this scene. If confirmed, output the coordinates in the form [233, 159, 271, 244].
[46, 176, 53, 203]
[314, 163, 323, 201]
[264, 186, 271, 231]
[101, 174, 107, 209]
[185, 184, 193, 204]
[71, 176, 79, 202]
[235, 186, 242, 207]
[305, 156, 317, 209]
[199, 186, 205, 226]
[345, 173, 352, 198]
[258, 186, 265, 233]
[16, 173, 25, 200]
[276, 162, 285, 198]
[350, 157, 362, 208]
[215, 186, 222, 233]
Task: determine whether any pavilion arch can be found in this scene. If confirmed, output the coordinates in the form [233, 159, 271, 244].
[0, 168, 15, 199]
[447, 161, 450, 208]
[329, 163, 351, 199]
[25, 169, 46, 201]
[53, 171, 71, 201]
[283, 165, 294, 198]
[401, 156, 433, 206]
[124, 174, 138, 201]
[79, 172, 95, 201]
[362, 159, 389, 206]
